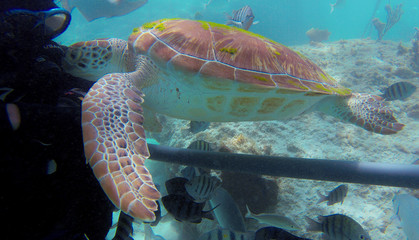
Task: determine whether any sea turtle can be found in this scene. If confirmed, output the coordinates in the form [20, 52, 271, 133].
[62, 19, 404, 221]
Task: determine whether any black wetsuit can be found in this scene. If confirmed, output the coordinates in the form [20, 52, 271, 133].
[0, 1, 114, 239]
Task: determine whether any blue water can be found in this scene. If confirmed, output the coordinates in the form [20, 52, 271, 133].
[57, 0, 419, 46]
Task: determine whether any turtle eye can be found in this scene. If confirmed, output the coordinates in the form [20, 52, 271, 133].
[360, 235, 365, 239]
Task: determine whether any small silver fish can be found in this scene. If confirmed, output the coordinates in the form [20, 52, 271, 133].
[245, 205, 300, 231]
[185, 174, 221, 203]
[392, 194, 419, 240]
[209, 187, 246, 232]
[317, 184, 348, 206]
[225, 5, 258, 31]
[198, 228, 255, 240]
[380, 81, 416, 101]
[306, 214, 371, 240]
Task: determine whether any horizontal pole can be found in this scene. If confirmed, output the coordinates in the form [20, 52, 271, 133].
[147, 144, 419, 189]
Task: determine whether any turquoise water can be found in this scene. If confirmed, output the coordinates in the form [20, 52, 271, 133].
[57, 0, 419, 46]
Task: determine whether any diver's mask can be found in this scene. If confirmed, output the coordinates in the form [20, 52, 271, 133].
[1, 7, 71, 43]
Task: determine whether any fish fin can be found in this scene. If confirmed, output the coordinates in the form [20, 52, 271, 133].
[107, 0, 120, 5]
[204, 203, 221, 215]
[316, 191, 327, 204]
[225, 20, 233, 26]
[245, 204, 253, 219]
[305, 216, 322, 232]
[61, 0, 75, 12]
[253, 20, 260, 25]
[191, 219, 202, 223]
[379, 87, 387, 94]
[224, 12, 232, 20]
[202, 212, 214, 221]
[144, 223, 154, 240]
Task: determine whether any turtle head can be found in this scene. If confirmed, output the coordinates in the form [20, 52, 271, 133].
[62, 38, 128, 81]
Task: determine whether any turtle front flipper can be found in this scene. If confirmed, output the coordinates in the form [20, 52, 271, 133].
[318, 93, 404, 134]
[82, 72, 160, 221]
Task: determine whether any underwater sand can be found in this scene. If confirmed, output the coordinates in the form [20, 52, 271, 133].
[130, 39, 418, 240]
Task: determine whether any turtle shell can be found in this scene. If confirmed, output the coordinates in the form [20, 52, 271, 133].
[128, 19, 351, 96]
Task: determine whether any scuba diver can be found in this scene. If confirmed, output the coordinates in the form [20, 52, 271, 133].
[0, 1, 114, 239]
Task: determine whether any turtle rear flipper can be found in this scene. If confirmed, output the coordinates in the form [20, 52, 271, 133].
[318, 93, 404, 135]
[82, 72, 160, 221]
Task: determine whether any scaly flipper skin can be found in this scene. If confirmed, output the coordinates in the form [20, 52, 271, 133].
[82, 72, 160, 221]
[318, 93, 404, 134]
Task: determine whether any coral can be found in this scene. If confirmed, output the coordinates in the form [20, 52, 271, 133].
[414, 27, 419, 41]
[412, 39, 419, 71]
[220, 171, 279, 215]
[225, 133, 261, 155]
[373, 4, 403, 41]
[306, 28, 330, 43]
[372, 18, 385, 40]
[396, 42, 409, 56]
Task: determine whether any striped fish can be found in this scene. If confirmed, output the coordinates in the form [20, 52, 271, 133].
[198, 228, 255, 240]
[306, 214, 371, 240]
[112, 211, 134, 240]
[165, 177, 189, 196]
[181, 166, 205, 180]
[161, 194, 215, 223]
[187, 140, 212, 151]
[255, 226, 313, 240]
[317, 184, 348, 206]
[185, 174, 221, 203]
[380, 81, 416, 101]
[225, 5, 258, 31]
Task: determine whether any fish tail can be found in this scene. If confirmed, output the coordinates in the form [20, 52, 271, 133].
[224, 12, 232, 20]
[316, 191, 327, 204]
[305, 216, 322, 232]
[330, 3, 335, 13]
[61, 0, 74, 12]
[202, 204, 218, 220]
[245, 204, 253, 219]
[225, 20, 234, 26]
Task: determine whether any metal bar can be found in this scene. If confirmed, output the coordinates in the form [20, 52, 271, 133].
[147, 144, 419, 189]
